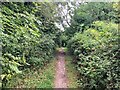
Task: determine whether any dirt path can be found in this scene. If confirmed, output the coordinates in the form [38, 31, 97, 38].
[54, 48, 68, 88]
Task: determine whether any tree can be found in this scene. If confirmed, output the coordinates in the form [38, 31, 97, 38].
[65, 2, 118, 38]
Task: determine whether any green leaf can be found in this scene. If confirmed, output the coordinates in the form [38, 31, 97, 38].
[9, 64, 22, 74]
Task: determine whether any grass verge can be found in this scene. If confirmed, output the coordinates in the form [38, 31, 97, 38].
[65, 55, 79, 88]
[6, 58, 56, 88]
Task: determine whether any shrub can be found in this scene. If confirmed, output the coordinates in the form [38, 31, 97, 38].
[67, 21, 119, 89]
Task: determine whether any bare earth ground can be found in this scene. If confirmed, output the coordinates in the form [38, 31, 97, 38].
[54, 48, 68, 88]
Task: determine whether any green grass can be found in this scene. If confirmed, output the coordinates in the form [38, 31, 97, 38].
[6, 58, 56, 88]
[65, 55, 79, 88]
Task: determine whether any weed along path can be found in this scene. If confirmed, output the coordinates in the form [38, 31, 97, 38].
[54, 48, 68, 88]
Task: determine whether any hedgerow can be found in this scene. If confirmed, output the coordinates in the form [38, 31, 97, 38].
[67, 21, 119, 89]
[1, 2, 58, 87]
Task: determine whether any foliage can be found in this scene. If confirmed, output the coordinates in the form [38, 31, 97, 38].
[5, 59, 56, 88]
[67, 21, 119, 89]
[1, 2, 119, 89]
[1, 2, 58, 87]
[65, 2, 119, 38]
[74, 2, 117, 24]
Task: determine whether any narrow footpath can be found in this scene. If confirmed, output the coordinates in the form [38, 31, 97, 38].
[54, 48, 68, 88]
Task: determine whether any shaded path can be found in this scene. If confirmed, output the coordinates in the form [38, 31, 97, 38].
[54, 48, 68, 88]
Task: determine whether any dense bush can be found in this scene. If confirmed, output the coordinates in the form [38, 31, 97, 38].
[28, 36, 56, 67]
[67, 21, 119, 89]
[1, 2, 58, 87]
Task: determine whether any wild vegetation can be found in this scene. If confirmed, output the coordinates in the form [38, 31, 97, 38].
[1, 2, 119, 89]
[66, 2, 119, 90]
[67, 21, 119, 89]
[1, 2, 58, 87]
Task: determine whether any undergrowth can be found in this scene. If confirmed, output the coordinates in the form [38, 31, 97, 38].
[5, 58, 56, 88]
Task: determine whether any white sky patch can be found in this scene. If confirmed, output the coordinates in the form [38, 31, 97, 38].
[55, 22, 64, 31]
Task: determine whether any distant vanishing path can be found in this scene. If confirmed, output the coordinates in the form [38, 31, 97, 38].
[54, 48, 68, 88]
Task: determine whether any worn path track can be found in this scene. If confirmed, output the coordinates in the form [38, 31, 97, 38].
[54, 48, 68, 88]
